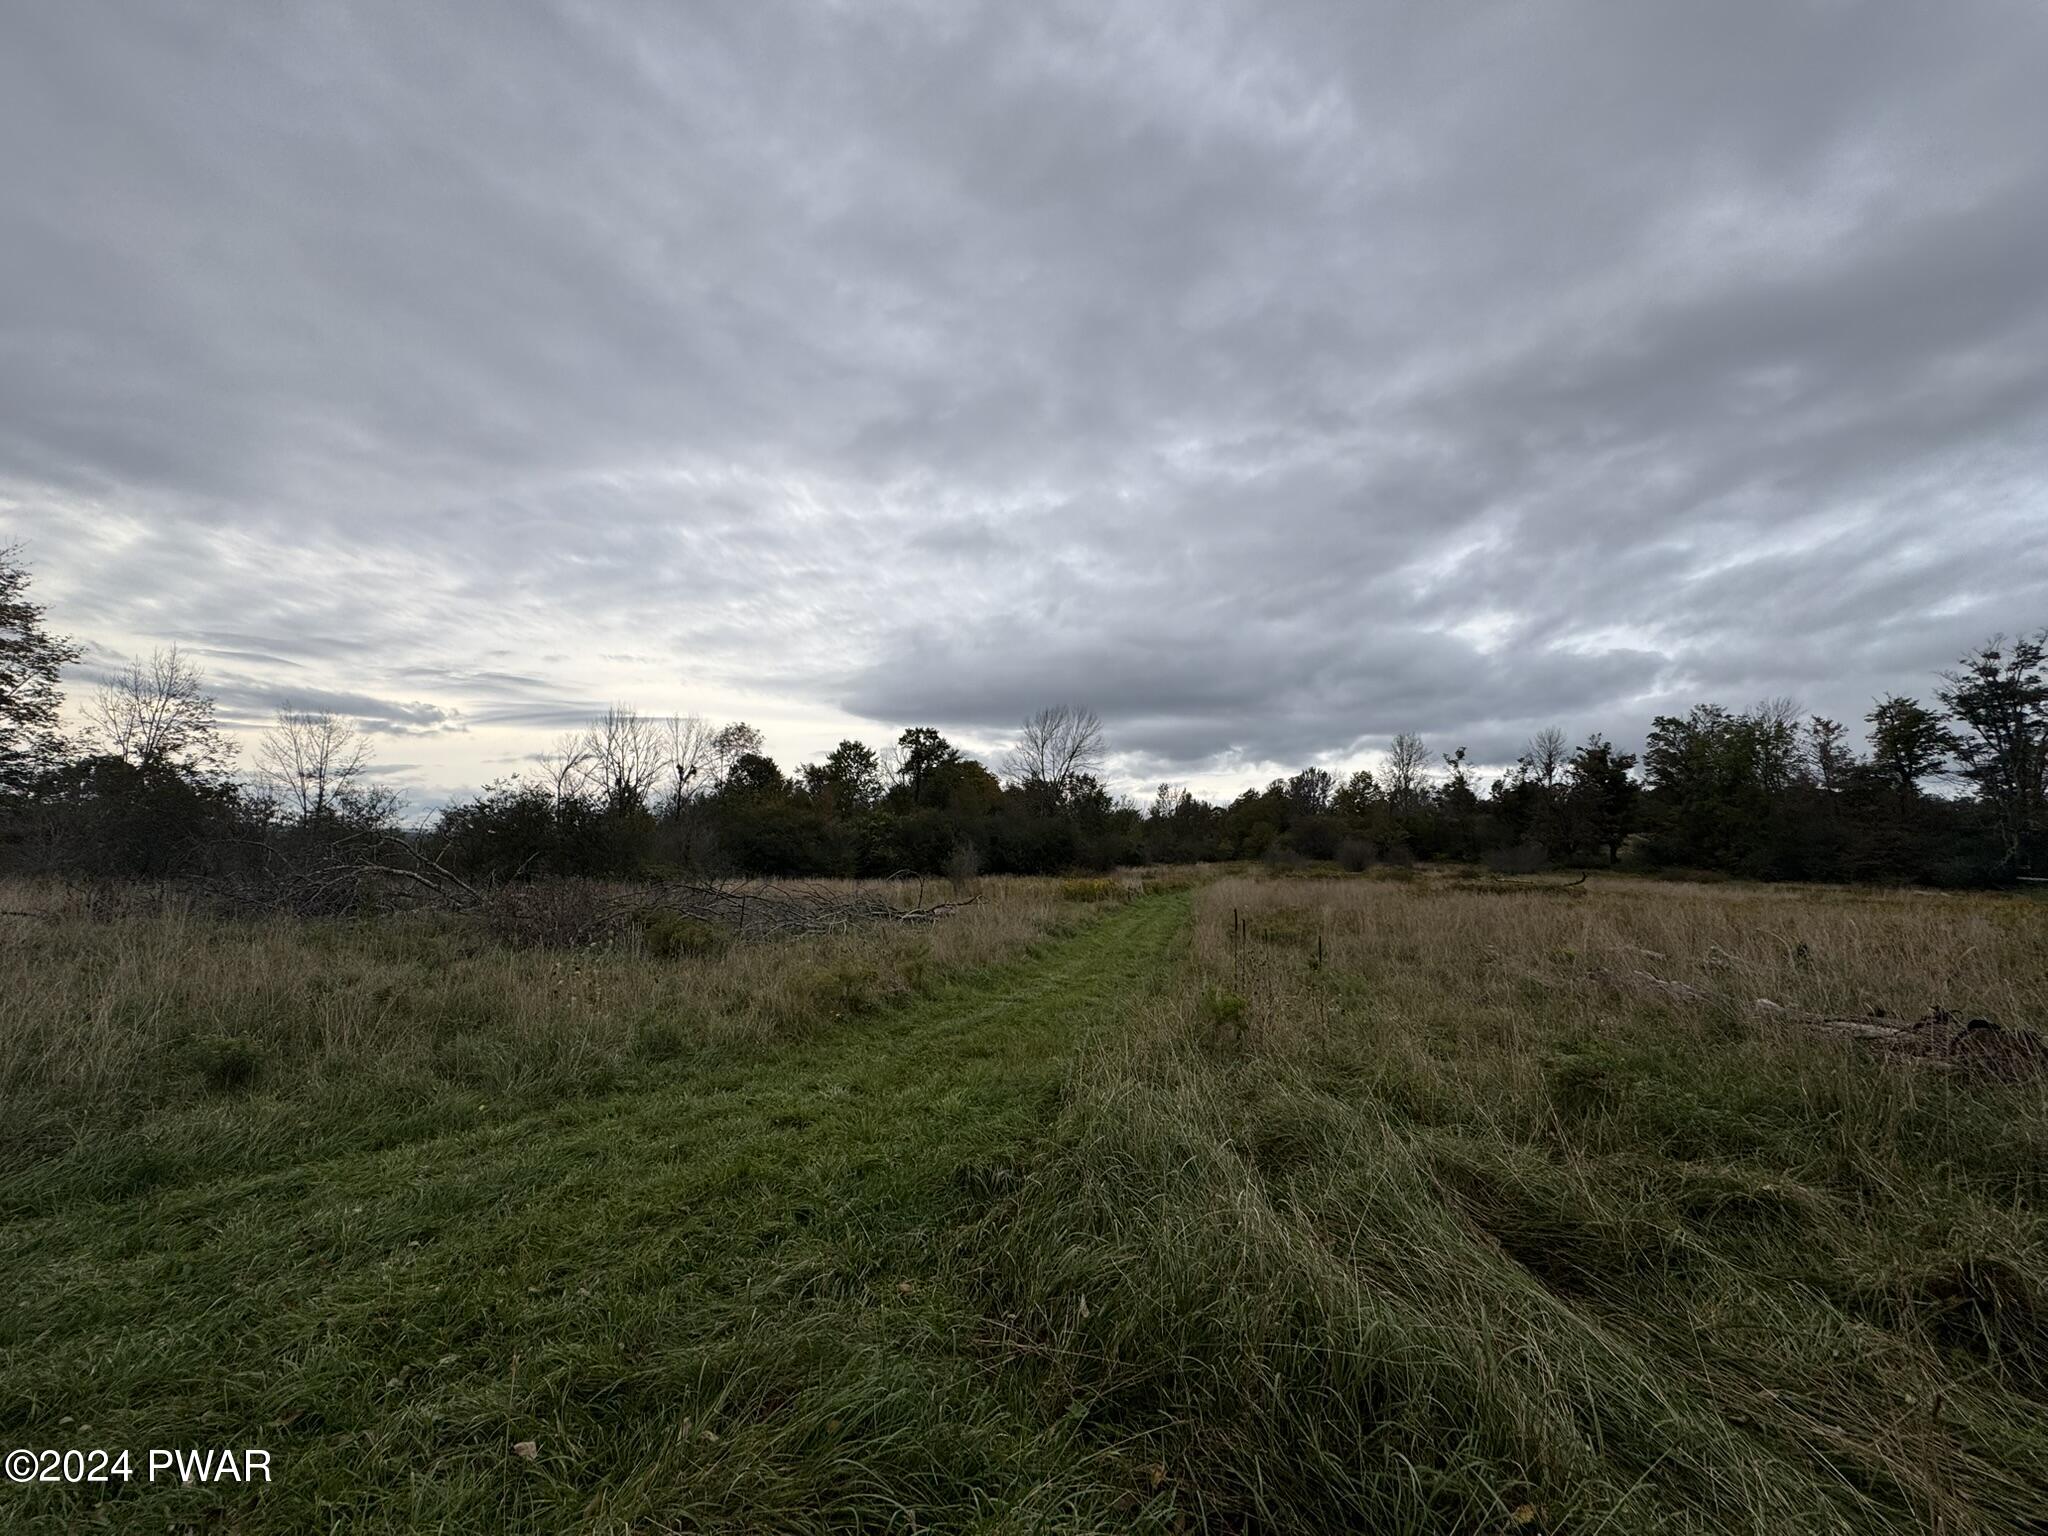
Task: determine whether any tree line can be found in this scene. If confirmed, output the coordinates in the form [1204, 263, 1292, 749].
[2, 544, 2043, 886]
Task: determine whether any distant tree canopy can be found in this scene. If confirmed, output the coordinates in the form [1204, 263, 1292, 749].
[0, 545, 2040, 887]
[0, 542, 81, 792]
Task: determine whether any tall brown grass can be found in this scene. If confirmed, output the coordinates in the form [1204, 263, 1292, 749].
[0, 872, 1081, 1203]
[965, 870, 2048, 1533]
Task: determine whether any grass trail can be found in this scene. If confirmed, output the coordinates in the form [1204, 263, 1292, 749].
[0, 891, 1190, 1534]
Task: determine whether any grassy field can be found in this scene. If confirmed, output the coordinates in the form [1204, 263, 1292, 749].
[1, 869, 2044, 1532]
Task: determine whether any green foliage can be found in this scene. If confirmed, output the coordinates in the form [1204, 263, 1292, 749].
[1564, 733, 1637, 863]
[18, 754, 247, 878]
[800, 739, 883, 816]
[1197, 984, 1246, 1038]
[1482, 840, 1548, 874]
[16, 623, 2048, 893]
[1867, 694, 1955, 807]
[632, 1016, 692, 1063]
[0, 543, 82, 793]
[1938, 633, 2048, 872]
[792, 957, 892, 1021]
[1335, 836, 1376, 872]
[1060, 877, 1122, 903]
[182, 1032, 263, 1093]
[8, 873, 2048, 1530]
[0, 894, 1190, 1532]
[893, 725, 962, 807]
[641, 912, 728, 960]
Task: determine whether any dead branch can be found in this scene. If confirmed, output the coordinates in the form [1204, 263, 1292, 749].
[1750, 1000, 2045, 1077]
[1589, 965, 2042, 1078]
[613, 878, 977, 938]
[1588, 965, 1712, 1005]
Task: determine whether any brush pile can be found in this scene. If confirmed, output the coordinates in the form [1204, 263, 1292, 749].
[203, 835, 976, 942]
[1589, 962, 2044, 1079]
[476, 876, 975, 949]
[1749, 999, 2047, 1078]
[204, 831, 483, 918]
[620, 877, 976, 937]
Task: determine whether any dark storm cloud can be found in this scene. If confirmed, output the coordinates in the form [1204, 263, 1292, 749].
[4, 1, 2046, 800]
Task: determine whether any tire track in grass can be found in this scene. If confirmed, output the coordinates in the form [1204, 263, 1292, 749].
[0, 890, 1192, 1534]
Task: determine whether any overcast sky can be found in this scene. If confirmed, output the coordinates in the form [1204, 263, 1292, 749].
[4, 3, 2046, 809]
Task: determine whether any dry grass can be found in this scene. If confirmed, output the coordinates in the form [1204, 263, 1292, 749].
[6, 865, 2045, 1531]
[0, 885, 1195, 1535]
[965, 869, 2048, 1533]
[1191, 868, 2048, 1064]
[0, 871, 1081, 1209]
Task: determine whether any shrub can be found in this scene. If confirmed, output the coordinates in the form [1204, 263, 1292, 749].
[184, 1033, 262, 1093]
[1060, 878, 1121, 903]
[1197, 985, 1249, 1052]
[642, 912, 728, 960]
[1483, 841, 1550, 875]
[1336, 837, 1376, 873]
[946, 840, 981, 897]
[480, 880, 622, 949]
[633, 1017, 692, 1063]
[1198, 986, 1246, 1028]
[791, 958, 895, 1022]
[1288, 815, 1345, 861]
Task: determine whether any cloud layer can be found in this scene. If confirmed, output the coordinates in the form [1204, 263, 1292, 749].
[5, 2, 2046, 803]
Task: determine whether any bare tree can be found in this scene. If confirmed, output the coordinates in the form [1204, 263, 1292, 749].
[1384, 732, 1430, 815]
[660, 713, 714, 814]
[86, 646, 232, 774]
[1522, 726, 1568, 788]
[535, 732, 595, 805]
[583, 707, 668, 813]
[1004, 704, 1104, 791]
[258, 705, 375, 822]
[540, 712, 709, 814]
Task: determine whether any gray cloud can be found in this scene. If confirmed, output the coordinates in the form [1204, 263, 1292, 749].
[3, 1, 2045, 805]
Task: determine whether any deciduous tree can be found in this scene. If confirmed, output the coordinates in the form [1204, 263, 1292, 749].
[1566, 734, 1637, 864]
[1866, 695, 1953, 816]
[85, 647, 232, 777]
[258, 706, 385, 825]
[0, 544, 80, 792]
[1004, 705, 1104, 796]
[1384, 732, 1430, 816]
[1938, 634, 2047, 869]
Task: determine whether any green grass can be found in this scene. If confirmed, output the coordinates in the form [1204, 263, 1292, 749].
[0, 891, 1189, 1533]
[4, 870, 2046, 1533]
[960, 873, 2048, 1534]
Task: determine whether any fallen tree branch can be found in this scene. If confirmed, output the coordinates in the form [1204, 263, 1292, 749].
[1588, 965, 1712, 1005]
[616, 879, 978, 938]
[1589, 965, 2043, 1079]
[1749, 1000, 2044, 1077]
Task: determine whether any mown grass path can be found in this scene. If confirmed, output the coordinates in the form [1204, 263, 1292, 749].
[0, 891, 1189, 1534]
